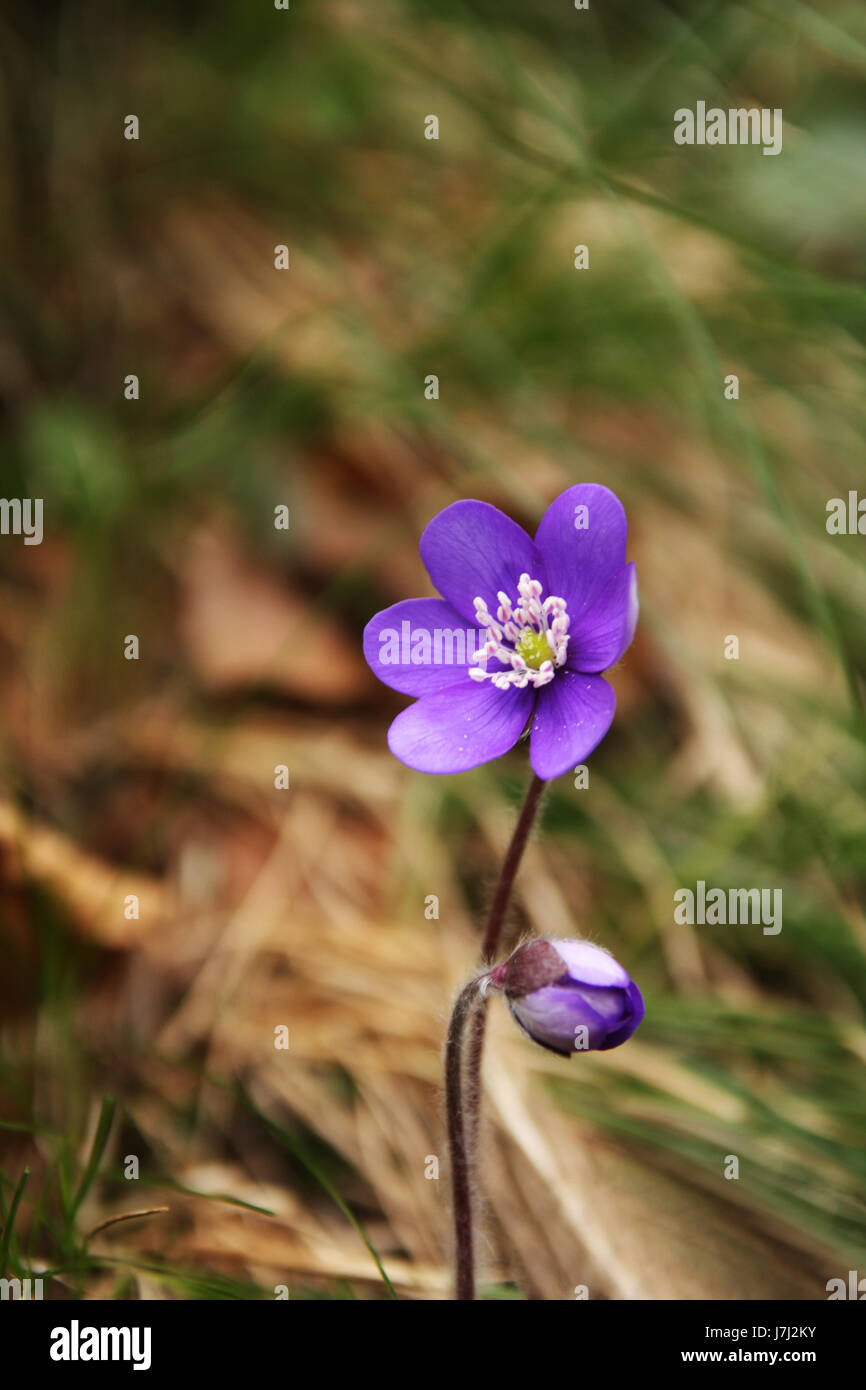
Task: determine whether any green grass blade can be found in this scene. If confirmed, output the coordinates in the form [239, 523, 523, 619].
[68, 1096, 116, 1223]
[0, 1167, 30, 1276]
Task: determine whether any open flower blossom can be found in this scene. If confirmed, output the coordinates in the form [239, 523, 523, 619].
[488, 937, 644, 1056]
[363, 484, 637, 778]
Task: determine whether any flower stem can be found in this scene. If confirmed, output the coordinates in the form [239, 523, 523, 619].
[446, 774, 547, 1300]
[445, 976, 487, 1300]
[480, 773, 547, 964]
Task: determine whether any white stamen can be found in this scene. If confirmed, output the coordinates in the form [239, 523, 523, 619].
[469, 576, 570, 691]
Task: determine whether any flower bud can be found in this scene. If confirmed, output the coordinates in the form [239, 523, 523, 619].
[489, 937, 644, 1057]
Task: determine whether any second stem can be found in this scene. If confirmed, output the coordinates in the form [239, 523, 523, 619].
[450, 772, 547, 1299]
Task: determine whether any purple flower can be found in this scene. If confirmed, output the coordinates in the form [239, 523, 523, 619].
[363, 485, 637, 778]
[489, 937, 644, 1056]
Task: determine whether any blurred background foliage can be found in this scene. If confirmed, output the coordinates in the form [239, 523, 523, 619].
[0, 0, 864, 1298]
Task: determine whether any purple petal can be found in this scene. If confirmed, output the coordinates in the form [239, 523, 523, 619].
[551, 939, 631, 988]
[573, 985, 631, 1023]
[419, 500, 545, 624]
[534, 484, 628, 623]
[363, 598, 485, 695]
[387, 679, 534, 774]
[567, 563, 638, 674]
[596, 981, 645, 1051]
[510, 979, 643, 1054]
[529, 671, 616, 780]
[508, 984, 612, 1054]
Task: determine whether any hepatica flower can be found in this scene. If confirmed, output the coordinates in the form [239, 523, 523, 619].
[363, 485, 637, 779]
[489, 937, 644, 1056]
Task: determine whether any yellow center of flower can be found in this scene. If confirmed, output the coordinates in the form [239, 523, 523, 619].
[516, 629, 554, 670]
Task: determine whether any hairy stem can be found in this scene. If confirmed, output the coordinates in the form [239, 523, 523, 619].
[446, 774, 547, 1300]
[445, 977, 488, 1300]
[465, 775, 547, 1228]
